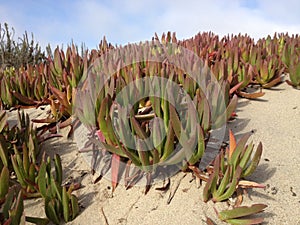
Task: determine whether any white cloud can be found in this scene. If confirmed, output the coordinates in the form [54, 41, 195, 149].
[0, 0, 299, 50]
[153, 0, 300, 41]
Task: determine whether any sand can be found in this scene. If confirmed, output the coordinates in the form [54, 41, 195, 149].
[7, 81, 300, 225]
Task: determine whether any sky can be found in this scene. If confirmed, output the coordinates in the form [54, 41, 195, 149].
[1, 0, 300, 50]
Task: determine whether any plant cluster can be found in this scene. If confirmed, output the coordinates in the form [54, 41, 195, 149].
[1, 30, 299, 113]
[74, 40, 238, 187]
[0, 25, 296, 224]
[73, 36, 268, 223]
[178, 32, 300, 91]
[203, 131, 263, 203]
[0, 110, 79, 224]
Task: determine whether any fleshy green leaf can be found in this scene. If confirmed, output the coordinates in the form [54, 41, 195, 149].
[218, 204, 267, 221]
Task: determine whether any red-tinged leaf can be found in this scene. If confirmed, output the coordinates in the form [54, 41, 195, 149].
[12, 91, 36, 105]
[230, 82, 244, 95]
[262, 75, 282, 88]
[286, 80, 299, 88]
[96, 130, 106, 142]
[3, 218, 12, 225]
[111, 154, 120, 192]
[218, 204, 267, 221]
[57, 117, 72, 129]
[238, 91, 265, 99]
[229, 129, 236, 160]
[225, 217, 264, 225]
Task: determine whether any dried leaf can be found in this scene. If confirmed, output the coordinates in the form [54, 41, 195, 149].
[238, 91, 265, 99]
[238, 180, 265, 189]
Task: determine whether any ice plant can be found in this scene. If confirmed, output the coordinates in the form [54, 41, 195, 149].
[215, 204, 267, 225]
[73, 39, 239, 191]
[38, 154, 80, 224]
[253, 54, 285, 88]
[0, 65, 49, 109]
[286, 53, 300, 89]
[203, 130, 263, 203]
[0, 187, 25, 225]
[0, 111, 40, 171]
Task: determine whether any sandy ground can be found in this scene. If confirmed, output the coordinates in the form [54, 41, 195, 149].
[7, 81, 300, 225]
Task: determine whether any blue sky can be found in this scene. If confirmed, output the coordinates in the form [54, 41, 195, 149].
[1, 0, 300, 50]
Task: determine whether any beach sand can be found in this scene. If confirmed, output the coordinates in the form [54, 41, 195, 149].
[9, 81, 300, 224]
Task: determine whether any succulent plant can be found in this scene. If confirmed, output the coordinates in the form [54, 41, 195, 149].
[280, 35, 299, 70]
[0, 166, 9, 201]
[215, 204, 267, 225]
[0, 186, 25, 225]
[286, 53, 300, 89]
[0, 110, 40, 173]
[73, 39, 240, 193]
[1, 109, 78, 224]
[0, 167, 49, 225]
[203, 130, 263, 203]
[0, 154, 77, 225]
[37, 154, 80, 224]
[3, 30, 299, 224]
[253, 54, 285, 88]
[0, 64, 49, 109]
